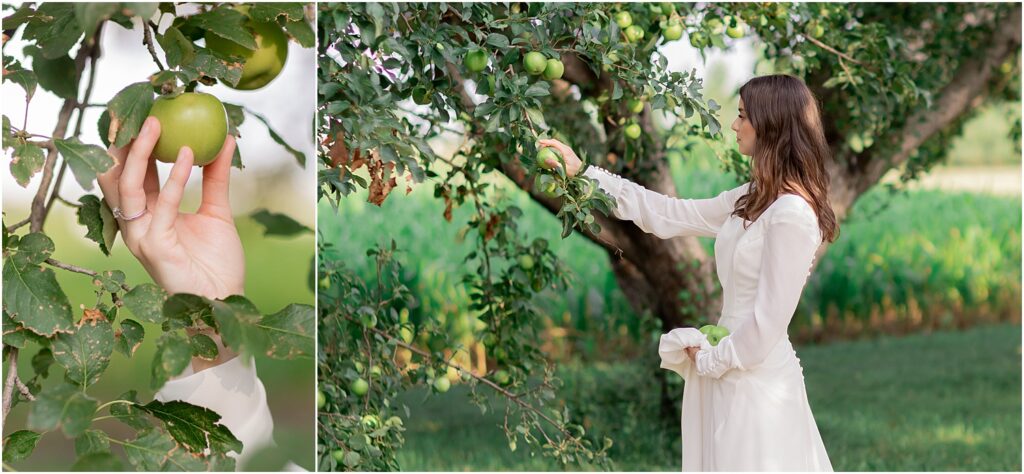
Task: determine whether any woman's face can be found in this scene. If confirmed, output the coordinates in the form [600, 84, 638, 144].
[731, 98, 756, 156]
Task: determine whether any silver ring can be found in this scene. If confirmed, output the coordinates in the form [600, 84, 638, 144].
[112, 206, 147, 221]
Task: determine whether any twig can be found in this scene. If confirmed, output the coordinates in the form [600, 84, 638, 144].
[143, 21, 165, 71]
[2, 349, 19, 425]
[15, 377, 35, 401]
[802, 33, 863, 66]
[45, 258, 131, 292]
[7, 218, 30, 232]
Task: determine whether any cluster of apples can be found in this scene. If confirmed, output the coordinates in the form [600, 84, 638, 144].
[148, 5, 291, 167]
[699, 324, 730, 346]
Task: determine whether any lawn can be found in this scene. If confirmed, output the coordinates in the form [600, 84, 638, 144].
[394, 323, 1022, 471]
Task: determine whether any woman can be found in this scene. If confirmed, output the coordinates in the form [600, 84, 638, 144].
[538, 74, 838, 471]
[97, 117, 301, 471]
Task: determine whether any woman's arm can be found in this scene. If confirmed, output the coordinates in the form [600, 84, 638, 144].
[694, 205, 821, 379]
[538, 138, 750, 239]
[584, 165, 750, 238]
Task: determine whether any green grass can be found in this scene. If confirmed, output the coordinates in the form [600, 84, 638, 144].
[394, 323, 1022, 471]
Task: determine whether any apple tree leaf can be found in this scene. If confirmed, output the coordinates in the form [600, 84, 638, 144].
[284, 18, 315, 48]
[10, 142, 45, 187]
[29, 49, 78, 99]
[2, 430, 42, 462]
[189, 334, 218, 360]
[52, 316, 115, 387]
[77, 195, 118, 255]
[107, 82, 154, 148]
[3, 234, 73, 337]
[70, 452, 123, 472]
[249, 209, 311, 237]
[123, 429, 234, 471]
[162, 293, 213, 330]
[259, 303, 314, 359]
[115, 318, 145, 357]
[211, 296, 268, 359]
[151, 332, 191, 390]
[139, 399, 243, 455]
[27, 382, 98, 437]
[122, 283, 168, 324]
[5, 67, 38, 100]
[185, 7, 256, 49]
[22, 3, 84, 59]
[109, 390, 152, 431]
[156, 26, 195, 69]
[54, 138, 114, 191]
[74, 429, 110, 456]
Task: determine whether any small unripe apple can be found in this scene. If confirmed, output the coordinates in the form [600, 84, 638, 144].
[537, 146, 562, 170]
[614, 11, 633, 29]
[627, 98, 644, 114]
[524, 51, 547, 75]
[624, 123, 642, 139]
[351, 377, 369, 396]
[542, 58, 565, 80]
[317, 390, 326, 409]
[625, 25, 645, 42]
[433, 376, 451, 393]
[464, 48, 489, 72]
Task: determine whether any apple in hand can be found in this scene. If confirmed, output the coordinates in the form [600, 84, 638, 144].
[699, 324, 730, 346]
[148, 92, 228, 166]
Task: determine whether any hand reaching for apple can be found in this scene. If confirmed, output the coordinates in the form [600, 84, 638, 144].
[98, 116, 243, 371]
[537, 138, 584, 177]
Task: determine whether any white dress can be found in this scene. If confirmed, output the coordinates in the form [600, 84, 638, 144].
[583, 166, 833, 472]
[155, 356, 305, 471]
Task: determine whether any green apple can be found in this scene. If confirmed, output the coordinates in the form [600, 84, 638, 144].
[351, 377, 369, 396]
[662, 21, 683, 41]
[537, 146, 562, 170]
[205, 16, 288, 90]
[399, 324, 415, 344]
[433, 376, 451, 393]
[464, 48, 489, 72]
[614, 11, 633, 29]
[524, 51, 547, 75]
[518, 254, 535, 270]
[806, 21, 824, 39]
[726, 23, 745, 39]
[625, 25, 645, 42]
[493, 369, 511, 386]
[370, 364, 382, 378]
[360, 312, 377, 328]
[317, 390, 326, 409]
[706, 18, 725, 35]
[689, 31, 707, 48]
[361, 414, 381, 430]
[148, 92, 228, 166]
[699, 324, 730, 346]
[660, 2, 676, 15]
[542, 58, 564, 80]
[331, 449, 345, 462]
[627, 98, 644, 114]
[624, 123, 642, 139]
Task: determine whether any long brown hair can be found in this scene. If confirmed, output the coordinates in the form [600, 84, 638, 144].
[732, 74, 839, 243]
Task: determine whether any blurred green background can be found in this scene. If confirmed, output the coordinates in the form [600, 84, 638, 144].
[318, 60, 1021, 469]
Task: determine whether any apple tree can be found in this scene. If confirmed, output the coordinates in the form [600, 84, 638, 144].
[317, 1, 1019, 470]
[2, 2, 315, 470]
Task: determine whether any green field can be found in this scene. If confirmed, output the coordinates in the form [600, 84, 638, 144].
[394, 323, 1022, 471]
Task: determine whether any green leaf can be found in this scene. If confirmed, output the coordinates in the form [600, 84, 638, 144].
[3, 253, 73, 337]
[245, 108, 306, 166]
[151, 332, 191, 389]
[14, 232, 54, 265]
[109, 391, 152, 431]
[3, 430, 42, 462]
[115, 319, 145, 357]
[189, 333, 218, 360]
[186, 7, 257, 49]
[123, 429, 233, 471]
[54, 138, 114, 191]
[71, 452, 123, 471]
[27, 382, 98, 437]
[211, 296, 269, 359]
[91, 270, 125, 293]
[52, 317, 115, 387]
[2, 115, 14, 149]
[97, 109, 112, 148]
[259, 303, 314, 359]
[74, 3, 122, 43]
[31, 348, 55, 379]
[284, 18, 315, 48]
[186, 47, 245, 87]
[224, 102, 245, 136]
[10, 142, 46, 187]
[162, 293, 212, 329]
[122, 284, 168, 324]
[74, 429, 110, 456]
[139, 399, 243, 455]
[106, 82, 154, 148]
[249, 3, 305, 23]
[249, 209, 311, 237]
[156, 26, 196, 69]
[22, 3, 84, 59]
[6, 68, 38, 100]
[525, 81, 550, 98]
[2, 311, 28, 349]
[77, 195, 119, 255]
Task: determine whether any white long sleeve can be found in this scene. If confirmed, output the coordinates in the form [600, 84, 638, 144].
[583, 166, 751, 238]
[695, 205, 822, 379]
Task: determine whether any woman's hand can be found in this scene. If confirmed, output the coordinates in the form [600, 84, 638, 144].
[537, 138, 584, 177]
[685, 346, 700, 363]
[98, 116, 243, 371]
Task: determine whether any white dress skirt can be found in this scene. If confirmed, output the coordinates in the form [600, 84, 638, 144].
[154, 356, 305, 471]
[583, 166, 833, 471]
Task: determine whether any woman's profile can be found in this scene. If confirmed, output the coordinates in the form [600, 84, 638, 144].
[539, 74, 839, 471]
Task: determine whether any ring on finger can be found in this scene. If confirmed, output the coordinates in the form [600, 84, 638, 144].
[112, 206, 147, 222]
